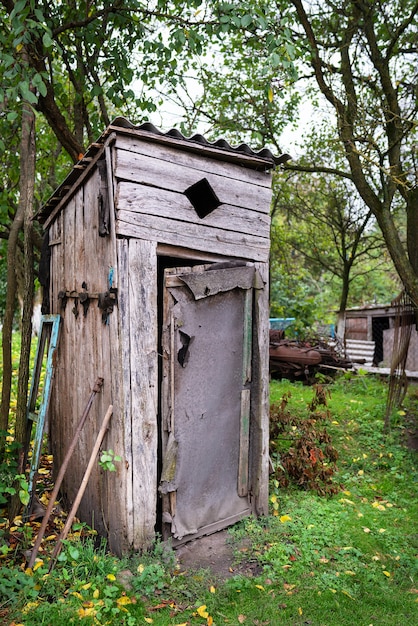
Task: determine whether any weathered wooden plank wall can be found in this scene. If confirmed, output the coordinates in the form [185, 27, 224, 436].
[113, 136, 271, 262]
[48, 165, 128, 547]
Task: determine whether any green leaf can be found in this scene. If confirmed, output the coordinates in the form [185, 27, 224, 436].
[68, 546, 80, 560]
[241, 14, 253, 28]
[42, 32, 53, 48]
[19, 82, 38, 104]
[19, 489, 30, 506]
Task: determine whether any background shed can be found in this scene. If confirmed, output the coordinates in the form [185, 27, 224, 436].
[38, 118, 280, 554]
[344, 304, 418, 370]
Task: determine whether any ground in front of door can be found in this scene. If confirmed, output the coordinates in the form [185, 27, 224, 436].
[175, 530, 262, 579]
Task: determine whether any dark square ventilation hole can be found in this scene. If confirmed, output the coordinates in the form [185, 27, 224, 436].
[185, 178, 221, 219]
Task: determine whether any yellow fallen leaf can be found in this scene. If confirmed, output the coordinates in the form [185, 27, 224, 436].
[363, 527, 371, 533]
[298, 607, 303, 615]
[144, 618, 153, 624]
[207, 617, 213, 626]
[372, 501, 385, 510]
[33, 560, 44, 572]
[255, 584, 265, 591]
[210, 585, 216, 593]
[341, 589, 355, 600]
[379, 528, 386, 533]
[344, 570, 356, 576]
[137, 563, 145, 574]
[357, 470, 364, 476]
[107, 573, 116, 581]
[38, 468, 49, 475]
[81, 582, 92, 590]
[117, 596, 132, 605]
[280, 514, 292, 523]
[93, 588, 100, 599]
[383, 571, 391, 577]
[22, 601, 39, 614]
[197, 605, 209, 618]
[78, 607, 96, 618]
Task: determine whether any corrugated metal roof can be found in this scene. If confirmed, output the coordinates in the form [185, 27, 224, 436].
[109, 117, 287, 165]
[37, 117, 290, 225]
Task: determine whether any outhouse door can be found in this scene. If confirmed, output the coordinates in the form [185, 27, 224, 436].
[159, 263, 258, 544]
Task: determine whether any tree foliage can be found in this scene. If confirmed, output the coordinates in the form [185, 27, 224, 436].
[271, 172, 399, 315]
[172, 0, 418, 307]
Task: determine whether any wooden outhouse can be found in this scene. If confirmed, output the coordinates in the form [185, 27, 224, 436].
[37, 118, 280, 554]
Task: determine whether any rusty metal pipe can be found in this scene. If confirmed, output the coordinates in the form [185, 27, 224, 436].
[48, 404, 113, 572]
[28, 377, 104, 569]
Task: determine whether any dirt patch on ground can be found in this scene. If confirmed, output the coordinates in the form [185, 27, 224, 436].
[174, 530, 262, 579]
[403, 408, 418, 451]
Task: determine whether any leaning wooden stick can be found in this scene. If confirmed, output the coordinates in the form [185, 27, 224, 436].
[48, 404, 113, 572]
[28, 377, 104, 569]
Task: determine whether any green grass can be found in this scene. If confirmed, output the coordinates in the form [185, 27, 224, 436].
[1, 373, 417, 625]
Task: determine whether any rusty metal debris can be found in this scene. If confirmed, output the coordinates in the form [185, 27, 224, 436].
[269, 330, 352, 383]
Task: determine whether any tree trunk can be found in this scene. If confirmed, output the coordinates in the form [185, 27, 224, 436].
[0, 202, 24, 455]
[375, 204, 418, 308]
[15, 103, 36, 465]
[335, 264, 350, 340]
[7, 101, 36, 521]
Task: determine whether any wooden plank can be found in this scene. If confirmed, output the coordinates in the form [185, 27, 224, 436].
[102, 147, 128, 553]
[242, 289, 253, 385]
[114, 134, 273, 187]
[57, 194, 77, 483]
[116, 182, 270, 239]
[238, 389, 251, 497]
[250, 261, 270, 516]
[72, 188, 91, 513]
[48, 214, 62, 324]
[116, 238, 134, 548]
[116, 212, 270, 263]
[157, 243, 233, 264]
[127, 238, 158, 549]
[114, 149, 272, 213]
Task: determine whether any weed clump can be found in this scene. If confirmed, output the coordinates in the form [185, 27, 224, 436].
[270, 384, 340, 495]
